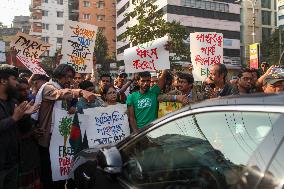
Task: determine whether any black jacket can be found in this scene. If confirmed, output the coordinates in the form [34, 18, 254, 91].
[0, 99, 18, 171]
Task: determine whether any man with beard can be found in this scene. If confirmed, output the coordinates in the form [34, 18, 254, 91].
[34, 64, 96, 189]
[0, 65, 38, 189]
[234, 68, 254, 95]
[127, 71, 167, 133]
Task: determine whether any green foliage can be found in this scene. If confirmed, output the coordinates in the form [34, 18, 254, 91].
[59, 116, 72, 137]
[118, 0, 190, 59]
[94, 28, 109, 71]
[261, 29, 284, 65]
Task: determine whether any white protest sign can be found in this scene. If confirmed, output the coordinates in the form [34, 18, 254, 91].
[84, 104, 130, 147]
[0, 41, 6, 62]
[61, 20, 98, 73]
[49, 109, 88, 181]
[10, 32, 51, 75]
[124, 36, 170, 73]
[190, 32, 223, 81]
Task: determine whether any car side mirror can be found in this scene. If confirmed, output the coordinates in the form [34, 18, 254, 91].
[97, 146, 122, 174]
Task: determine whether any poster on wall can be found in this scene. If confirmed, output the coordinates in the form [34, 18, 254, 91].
[249, 43, 259, 69]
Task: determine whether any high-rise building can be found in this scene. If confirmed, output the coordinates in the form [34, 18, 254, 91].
[116, 0, 241, 69]
[240, 0, 277, 64]
[278, 0, 284, 28]
[69, 0, 116, 58]
[29, 0, 69, 56]
[12, 16, 31, 34]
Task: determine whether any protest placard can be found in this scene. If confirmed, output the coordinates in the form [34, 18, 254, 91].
[124, 36, 170, 73]
[158, 102, 182, 118]
[61, 20, 97, 73]
[49, 109, 88, 181]
[10, 32, 51, 75]
[84, 104, 130, 147]
[190, 32, 223, 81]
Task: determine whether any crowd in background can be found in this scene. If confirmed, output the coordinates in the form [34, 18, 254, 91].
[0, 63, 284, 189]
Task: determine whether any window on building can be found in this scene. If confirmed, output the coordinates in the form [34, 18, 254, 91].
[57, 11, 64, 18]
[262, 27, 271, 40]
[42, 10, 48, 16]
[83, 1, 90, 7]
[42, 23, 49, 30]
[261, 0, 271, 9]
[184, 0, 229, 12]
[96, 1, 105, 8]
[57, 37, 63, 44]
[275, 12, 277, 26]
[83, 14, 90, 20]
[57, 24, 63, 30]
[98, 27, 105, 32]
[97, 14, 105, 21]
[57, 0, 63, 5]
[42, 0, 48, 3]
[279, 5, 284, 11]
[41, 37, 49, 43]
[262, 10, 271, 25]
[279, 15, 284, 20]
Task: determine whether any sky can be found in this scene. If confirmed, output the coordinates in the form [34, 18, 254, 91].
[0, 0, 30, 26]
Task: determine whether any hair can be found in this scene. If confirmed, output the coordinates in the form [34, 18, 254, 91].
[0, 65, 19, 80]
[99, 73, 112, 81]
[250, 68, 260, 78]
[19, 72, 30, 78]
[216, 64, 228, 81]
[100, 84, 116, 101]
[52, 64, 75, 79]
[179, 73, 194, 84]
[17, 77, 29, 85]
[32, 74, 50, 82]
[237, 68, 253, 78]
[137, 71, 151, 80]
[78, 80, 94, 90]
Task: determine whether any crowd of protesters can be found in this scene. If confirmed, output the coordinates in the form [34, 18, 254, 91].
[0, 62, 284, 189]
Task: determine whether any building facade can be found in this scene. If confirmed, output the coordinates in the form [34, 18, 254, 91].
[30, 0, 69, 56]
[116, 0, 241, 69]
[278, 0, 284, 28]
[240, 0, 277, 64]
[12, 16, 31, 34]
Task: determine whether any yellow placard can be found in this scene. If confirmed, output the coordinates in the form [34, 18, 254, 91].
[158, 102, 183, 118]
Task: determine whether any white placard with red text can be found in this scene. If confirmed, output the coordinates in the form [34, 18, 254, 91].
[124, 36, 170, 73]
[10, 32, 51, 75]
[190, 32, 223, 81]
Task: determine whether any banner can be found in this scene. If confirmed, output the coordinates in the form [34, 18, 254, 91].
[49, 109, 88, 181]
[84, 104, 130, 147]
[124, 36, 170, 73]
[10, 32, 51, 75]
[61, 20, 97, 73]
[0, 41, 6, 62]
[190, 32, 223, 81]
[158, 102, 182, 118]
[249, 43, 259, 69]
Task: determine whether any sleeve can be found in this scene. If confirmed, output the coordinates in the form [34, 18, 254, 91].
[149, 84, 161, 95]
[43, 84, 82, 101]
[0, 117, 16, 132]
[126, 94, 133, 106]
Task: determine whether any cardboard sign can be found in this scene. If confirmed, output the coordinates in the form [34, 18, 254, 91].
[10, 32, 51, 75]
[124, 36, 170, 73]
[49, 109, 88, 181]
[190, 32, 223, 81]
[158, 102, 182, 118]
[61, 20, 97, 73]
[84, 104, 130, 147]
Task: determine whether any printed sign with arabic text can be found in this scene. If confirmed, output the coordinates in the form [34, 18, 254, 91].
[61, 20, 97, 73]
[10, 32, 51, 75]
[190, 32, 223, 81]
[124, 36, 170, 73]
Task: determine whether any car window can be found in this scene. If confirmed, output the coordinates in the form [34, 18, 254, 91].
[119, 111, 283, 189]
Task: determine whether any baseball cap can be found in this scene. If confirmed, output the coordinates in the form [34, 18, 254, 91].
[263, 73, 284, 85]
[118, 70, 127, 77]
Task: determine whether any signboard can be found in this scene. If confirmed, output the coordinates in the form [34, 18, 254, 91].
[249, 43, 259, 69]
[0, 41, 6, 62]
[49, 109, 88, 181]
[84, 104, 130, 147]
[124, 36, 170, 73]
[10, 32, 51, 74]
[190, 32, 223, 81]
[61, 20, 98, 73]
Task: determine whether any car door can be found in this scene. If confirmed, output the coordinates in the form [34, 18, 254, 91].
[116, 105, 284, 189]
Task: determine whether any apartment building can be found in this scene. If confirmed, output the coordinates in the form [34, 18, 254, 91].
[12, 16, 31, 34]
[117, 0, 241, 69]
[29, 0, 69, 56]
[240, 0, 277, 64]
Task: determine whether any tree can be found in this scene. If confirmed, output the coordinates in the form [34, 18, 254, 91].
[59, 116, 73, 153]
[118, 0, 190, 59]
[94, 28, 109, 72]
[261, 29, 284, 65]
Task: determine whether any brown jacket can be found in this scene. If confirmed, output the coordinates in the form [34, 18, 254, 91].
[37, 83, 81, 147]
